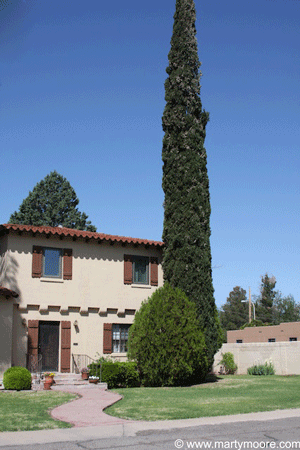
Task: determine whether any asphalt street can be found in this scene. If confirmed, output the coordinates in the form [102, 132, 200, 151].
[1, 416, 300, 450]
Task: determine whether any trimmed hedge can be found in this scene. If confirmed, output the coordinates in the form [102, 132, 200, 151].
[3, 366, 32, 390]
[89, 360, 140, 389]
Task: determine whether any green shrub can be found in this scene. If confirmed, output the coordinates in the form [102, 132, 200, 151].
[127, 283, 209, 387]
[220, 352, 237, 374]
[89, 360, 140, 389]
[3, 366, 32, 390]
[247, 362, 275, 375]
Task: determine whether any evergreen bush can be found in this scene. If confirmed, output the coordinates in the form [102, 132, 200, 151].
[128, 283, 208, 387]
[3, 366, 31, 390]
[220, 352, 237, 374]
[247, 362, 275, 375]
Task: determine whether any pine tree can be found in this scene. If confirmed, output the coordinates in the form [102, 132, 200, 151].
[162, 0, 219, 364]
[256, 274, 277, 323]
[220, 287, 249, 331]
[9, 171, 96, 231]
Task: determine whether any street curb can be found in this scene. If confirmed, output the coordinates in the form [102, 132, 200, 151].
[1, 408, 300, 447]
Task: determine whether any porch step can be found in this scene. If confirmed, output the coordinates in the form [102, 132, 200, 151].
[32, 372, 107, 390]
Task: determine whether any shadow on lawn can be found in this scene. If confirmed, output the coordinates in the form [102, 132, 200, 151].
[192, 374, 223, 386]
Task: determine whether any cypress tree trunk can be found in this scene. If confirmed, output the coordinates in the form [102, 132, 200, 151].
[162, 0, 220, 364]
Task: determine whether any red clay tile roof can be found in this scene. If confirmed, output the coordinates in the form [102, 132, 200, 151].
[0, 224, 163, 248]
[0, 286, 19, 298]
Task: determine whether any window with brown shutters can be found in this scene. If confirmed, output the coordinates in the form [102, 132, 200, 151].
[103, 323, 112, 354]
[124, 254, 159, 286]
[61, 321, 71, 373]
[32, 246, 73, 280]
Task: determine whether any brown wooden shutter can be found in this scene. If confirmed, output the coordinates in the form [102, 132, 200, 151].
[124, 255, 133, 284]
[32, 246, 42, 278]
[103, 323, 112, 354]
[63, 249, 73, 280]
[61, 321, 71, 373]
[150, 257, 158, 286]
[27, 320, 39, 357]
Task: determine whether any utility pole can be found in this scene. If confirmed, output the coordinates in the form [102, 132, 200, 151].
[249, 287, 252, 323]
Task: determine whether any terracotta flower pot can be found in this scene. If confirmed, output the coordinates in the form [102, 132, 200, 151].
[45, 375, 54, 385]
[81, 372, 89, 380]
[43, 381, 52, 390]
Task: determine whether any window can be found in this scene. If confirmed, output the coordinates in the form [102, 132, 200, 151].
[32, 246, 72, 280]
[112, 324, 130, 353]
[132, 256, 149, 284]
[43, 248, 62, 278]
[124, 255, 158, 286]
[236, 339, 243, 343]
[289, 337, 297, 342]
[268, 338, 276, 342]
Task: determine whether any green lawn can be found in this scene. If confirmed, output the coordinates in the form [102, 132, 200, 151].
[0, 390, 77, 432]
[106, 375, 300, 421]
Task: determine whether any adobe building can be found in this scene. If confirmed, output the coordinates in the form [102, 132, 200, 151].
[227, 322, 300, 343]
[0, 223, 163, 376]
[214, 322, 300, 375]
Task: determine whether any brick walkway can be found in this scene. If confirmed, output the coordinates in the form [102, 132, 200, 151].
[51, 384, 132, 427]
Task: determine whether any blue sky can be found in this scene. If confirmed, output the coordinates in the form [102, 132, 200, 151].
[1, 0, 299, 309]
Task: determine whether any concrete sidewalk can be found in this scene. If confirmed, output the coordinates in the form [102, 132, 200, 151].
[1, 384, 300, 448]
[50, 384, 131, 427]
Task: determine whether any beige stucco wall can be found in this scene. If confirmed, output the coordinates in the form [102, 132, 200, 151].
[213, 342, 300, 375]
[0, 297, 14, 377]
[0, 232, 163, 372]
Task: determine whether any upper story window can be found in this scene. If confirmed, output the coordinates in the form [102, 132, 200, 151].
[43, 248, 62, 278]
[124, 254, 158, 286]
[132, 256, 149, 284]
[32, 245, 72, 280]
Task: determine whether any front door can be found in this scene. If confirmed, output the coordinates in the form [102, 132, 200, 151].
[39, 321, 59, 372]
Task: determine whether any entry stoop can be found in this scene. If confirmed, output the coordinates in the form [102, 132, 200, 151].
[31, 372, 108, 390]
[53, 373, 108, 390]
[54, 373, 85, 385]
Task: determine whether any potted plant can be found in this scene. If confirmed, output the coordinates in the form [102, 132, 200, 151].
[88, 375, 99, 384]
[44, 372, 55, 384]
[43, 372, 55, 390]
[81, 367, 90, 380]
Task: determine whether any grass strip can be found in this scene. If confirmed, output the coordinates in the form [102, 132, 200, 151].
[0, 390, 77, 432]
[106, 375, 300, 421]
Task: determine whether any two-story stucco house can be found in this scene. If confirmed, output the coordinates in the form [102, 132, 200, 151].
[0, 224, 163, 376]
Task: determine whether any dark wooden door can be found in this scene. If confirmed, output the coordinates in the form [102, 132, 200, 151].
[39, 321, 59, 372]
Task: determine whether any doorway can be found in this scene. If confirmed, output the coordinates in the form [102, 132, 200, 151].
[38, 321, 59, 372]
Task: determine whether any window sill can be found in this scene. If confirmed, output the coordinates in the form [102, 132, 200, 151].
[40, 278, 64, 283]
[131, 284, 152, 289]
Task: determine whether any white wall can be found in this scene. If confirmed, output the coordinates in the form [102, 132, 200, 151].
[214, 342, 300, 375]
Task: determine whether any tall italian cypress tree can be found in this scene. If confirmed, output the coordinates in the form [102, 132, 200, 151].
[162, 0, 220, 364]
